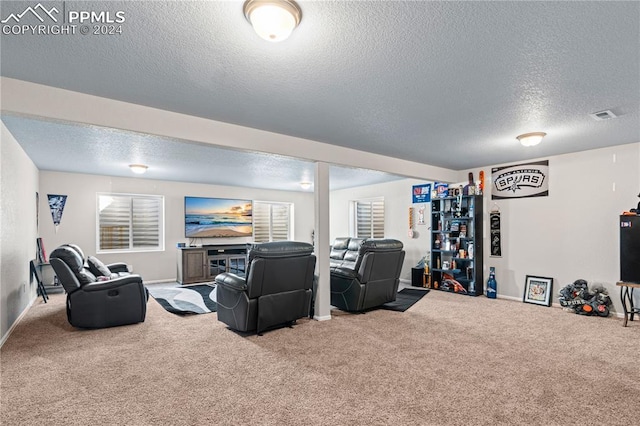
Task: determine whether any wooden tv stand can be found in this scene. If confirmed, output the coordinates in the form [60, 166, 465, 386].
[177, 244, 247, 285]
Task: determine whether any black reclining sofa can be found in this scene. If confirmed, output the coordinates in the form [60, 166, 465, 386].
[329, 237, 405, 312]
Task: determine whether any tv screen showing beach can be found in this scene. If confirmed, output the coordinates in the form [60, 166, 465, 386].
[185, 197, 253, 238]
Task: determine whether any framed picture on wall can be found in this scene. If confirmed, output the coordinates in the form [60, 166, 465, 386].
[523, 275, 553, 306]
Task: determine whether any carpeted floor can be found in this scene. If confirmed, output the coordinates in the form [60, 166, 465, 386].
[148, 284, 217, 315]
[1, 289, 639, 425]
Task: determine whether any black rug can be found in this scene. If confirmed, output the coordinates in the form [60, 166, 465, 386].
[380, 288, 430, 312]
[148, 284, 217, 315]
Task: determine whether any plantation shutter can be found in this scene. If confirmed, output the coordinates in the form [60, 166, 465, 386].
[99, 196, 131, 250]
[356, 199, 384, 238]
[98, 194, 163, 251]
[252, 202, 271, 243]
[132, 197, 161, 248]
[253, 202, 292, 242]
[270, 203, 290, 241]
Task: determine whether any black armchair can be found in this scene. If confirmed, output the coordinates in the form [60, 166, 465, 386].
[215, 241, 316, 334]
[49, 245, 148, 329]
[62, 243, 131, 278]
[330, 238, 405, 312]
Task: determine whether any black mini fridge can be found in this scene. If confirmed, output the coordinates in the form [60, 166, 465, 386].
[620, 215, 640, 283]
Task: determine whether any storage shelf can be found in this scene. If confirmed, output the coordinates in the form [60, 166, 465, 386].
[438, 215, 472, 220]
[433, 195, 477, 200]
[429, 194, 483, 297]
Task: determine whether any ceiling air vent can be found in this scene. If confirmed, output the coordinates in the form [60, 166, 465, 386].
[590, 110, 617, 121]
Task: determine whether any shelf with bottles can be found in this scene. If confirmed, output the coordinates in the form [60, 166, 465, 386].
[430, 194, 483, 296]
[431, 270, 479, 296]
[439, 214, 472, 220]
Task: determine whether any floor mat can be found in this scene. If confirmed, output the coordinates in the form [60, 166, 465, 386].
[148, 284, 217, 315]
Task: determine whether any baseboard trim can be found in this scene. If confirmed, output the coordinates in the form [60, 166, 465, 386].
[144, 278, 176, 284]
[313, 314, 332, 321]
[0, 294, 37, 349]
[496, 294, 522, 302]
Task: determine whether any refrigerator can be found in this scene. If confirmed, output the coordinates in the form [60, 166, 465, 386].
[620, 215, 640, 283]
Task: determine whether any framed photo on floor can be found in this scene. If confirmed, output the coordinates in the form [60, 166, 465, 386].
[523, 275, 553, 306]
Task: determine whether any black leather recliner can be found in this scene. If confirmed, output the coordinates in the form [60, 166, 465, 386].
[49, 245, 148, 329]
[215, 241, 316, 334]
[62, 243, 131, 278]
[330, 238, 405, 312]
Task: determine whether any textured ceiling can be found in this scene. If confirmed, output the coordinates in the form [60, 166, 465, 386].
[1, 0, 639, 176]
[1, 114, 403, 191]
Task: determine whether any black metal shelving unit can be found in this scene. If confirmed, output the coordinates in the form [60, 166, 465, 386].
[430, 195, 484, 296]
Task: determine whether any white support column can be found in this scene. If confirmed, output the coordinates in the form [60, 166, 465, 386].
[313, 162, 331, 320]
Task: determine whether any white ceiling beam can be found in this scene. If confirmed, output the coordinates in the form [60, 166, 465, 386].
[0, 77, 458, 183]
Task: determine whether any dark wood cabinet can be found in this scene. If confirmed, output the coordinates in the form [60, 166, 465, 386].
[177, 244, 247, 285]
[180, 249, 208, 284]
[430, 195, 483, 296]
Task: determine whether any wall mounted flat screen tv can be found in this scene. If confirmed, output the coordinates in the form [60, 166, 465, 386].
[185, 197, 253, 238]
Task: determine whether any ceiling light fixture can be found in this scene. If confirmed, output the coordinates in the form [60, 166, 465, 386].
[300, 181, 312, 190]
[516, 132, 547, 147]
[243, 0, 302, 42]
[129, 164, 148, 174]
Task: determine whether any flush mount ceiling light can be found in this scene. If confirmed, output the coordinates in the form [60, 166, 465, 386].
[243, 0, 302, 42]
[516, 132, 547, 147]
[129, 164, 148, 174]
[299, 181, 312, 190]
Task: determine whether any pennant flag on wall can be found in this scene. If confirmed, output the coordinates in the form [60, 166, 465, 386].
[48, 194, 67, 233]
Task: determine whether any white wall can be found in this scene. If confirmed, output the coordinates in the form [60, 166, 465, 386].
[1, 122, 39, 342]
[38, 171, 315, 282]
[330, 178, 432, 282]
[459, 142, 640, 314]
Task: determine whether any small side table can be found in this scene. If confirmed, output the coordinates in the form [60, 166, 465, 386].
[616, 281, 640, 327]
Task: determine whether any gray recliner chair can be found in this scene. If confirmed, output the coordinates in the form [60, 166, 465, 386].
[49, 245, 148, 329]
[330, 238, 405, 312]
[215, 241, 316, 334]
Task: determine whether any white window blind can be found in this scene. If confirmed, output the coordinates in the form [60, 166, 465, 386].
[355, 199, 384, 238]
[97, 193, 164, 252]
[253, 201, 292, 242]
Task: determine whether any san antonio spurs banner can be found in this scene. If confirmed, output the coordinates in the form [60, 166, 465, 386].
[490, 211, 501, 257]
[491, 160, 549, 200]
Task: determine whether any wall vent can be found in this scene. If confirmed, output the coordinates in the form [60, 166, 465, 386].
[590, 110, 617, 121]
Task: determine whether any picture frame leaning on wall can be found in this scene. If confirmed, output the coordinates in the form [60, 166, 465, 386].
[523, 275, 553, 306]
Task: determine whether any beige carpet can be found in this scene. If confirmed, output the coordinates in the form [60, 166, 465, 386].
[1, 290, 639, 425]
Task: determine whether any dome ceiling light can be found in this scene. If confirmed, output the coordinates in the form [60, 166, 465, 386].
[243, 0, 302, 42]
[516, 132, 547, 147]
[129, 164, 148, 174]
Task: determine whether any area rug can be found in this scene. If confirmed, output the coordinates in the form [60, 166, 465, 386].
[380, 288, 429, 312]
[148, 284, 217, 315]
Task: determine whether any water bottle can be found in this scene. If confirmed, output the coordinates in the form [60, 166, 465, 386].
[486, 267, 497, 299]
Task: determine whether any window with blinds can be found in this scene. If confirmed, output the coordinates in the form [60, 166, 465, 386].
[97, 193, 164, 252]
[354, 199, 385, 238]
[253, 201, 292, 243]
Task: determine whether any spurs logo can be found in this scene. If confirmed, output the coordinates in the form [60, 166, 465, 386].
[494, 168, 545, 193]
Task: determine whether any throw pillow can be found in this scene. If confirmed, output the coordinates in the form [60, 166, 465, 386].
[77, 269, 97, 285]
[87, 255, 111, 277]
